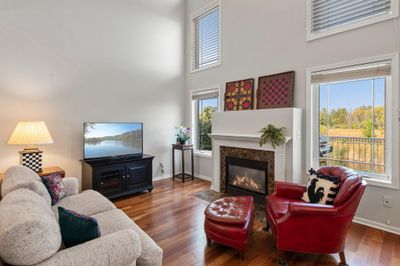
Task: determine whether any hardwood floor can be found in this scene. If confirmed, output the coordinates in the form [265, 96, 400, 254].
[114, 178, 400, 266]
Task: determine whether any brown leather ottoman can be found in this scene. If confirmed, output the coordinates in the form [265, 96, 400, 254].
[204, 196, 255, 260]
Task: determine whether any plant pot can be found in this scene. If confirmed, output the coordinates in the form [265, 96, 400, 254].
[178, 140, 188, 145]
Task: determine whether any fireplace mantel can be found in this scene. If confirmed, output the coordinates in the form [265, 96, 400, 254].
[209, 133, 292, 144]
[210, 108, 303, 192]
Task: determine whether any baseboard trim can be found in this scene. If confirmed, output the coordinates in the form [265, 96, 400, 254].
[353, 216, 400, 235]
[153, 173, 173, 181]
[195, 173, 212, 181]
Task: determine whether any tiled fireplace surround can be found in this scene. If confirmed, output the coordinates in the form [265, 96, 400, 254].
[220, 146, 275, 195]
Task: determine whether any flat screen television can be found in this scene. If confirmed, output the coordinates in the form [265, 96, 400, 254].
[83, 122, 143, 160]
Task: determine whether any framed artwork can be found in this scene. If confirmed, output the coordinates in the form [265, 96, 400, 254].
[224, 78, 255, 111]
[256, 71, 295, 109]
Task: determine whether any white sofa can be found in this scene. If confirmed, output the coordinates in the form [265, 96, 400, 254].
[0, 166, 163, 266]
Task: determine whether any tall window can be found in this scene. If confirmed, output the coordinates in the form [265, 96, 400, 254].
[191, 1, 221, 71]
[307, 0, 399, 40]
[192, 89, 219, 153]
[309, 59, 394, 181]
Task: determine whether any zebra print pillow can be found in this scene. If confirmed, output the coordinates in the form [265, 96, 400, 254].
[302, 168, 340, 205]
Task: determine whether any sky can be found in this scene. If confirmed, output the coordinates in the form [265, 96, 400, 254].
[199, 98, 218, 112]
[320, 78, 385, 111]
[85, 123, 142, 138]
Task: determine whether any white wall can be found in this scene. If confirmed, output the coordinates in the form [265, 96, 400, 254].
[186, 0, 400, 232]
[0, 0, 186, 184]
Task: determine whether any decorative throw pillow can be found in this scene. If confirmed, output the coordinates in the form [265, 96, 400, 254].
[302, 168, 340, 205]
[58, 207, 101, 248]
[41, 173, 66, 205]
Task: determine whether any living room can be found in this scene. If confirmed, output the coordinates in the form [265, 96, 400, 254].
[0, 0, 399, 265]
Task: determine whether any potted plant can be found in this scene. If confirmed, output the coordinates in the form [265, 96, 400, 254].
[175, 125, 191, 145]
[259, 124, 286, 149]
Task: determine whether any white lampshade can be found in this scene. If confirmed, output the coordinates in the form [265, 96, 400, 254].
[8, 121, 54, 146]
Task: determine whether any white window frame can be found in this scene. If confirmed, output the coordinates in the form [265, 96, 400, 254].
[306, 0, 399, 41]
[306, 54, 400, 189]
[191, 86, 221, 158]
[190, 0, 222, 73]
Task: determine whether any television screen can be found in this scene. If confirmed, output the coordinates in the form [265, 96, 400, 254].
[83, 122, 143, 159]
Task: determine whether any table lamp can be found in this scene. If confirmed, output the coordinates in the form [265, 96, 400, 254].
[8, 121, 54, 172]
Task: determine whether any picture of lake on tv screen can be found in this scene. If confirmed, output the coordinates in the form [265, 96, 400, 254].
[84, 123, 142, 159]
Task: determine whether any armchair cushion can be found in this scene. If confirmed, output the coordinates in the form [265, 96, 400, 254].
[302, 169, 339, 205]
[288, 202, 338, 217]
[267, 195, 303, 219]
[274, 181, 306, 199]
[334, 176, 362, 206]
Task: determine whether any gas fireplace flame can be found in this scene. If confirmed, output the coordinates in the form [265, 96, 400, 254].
[232, 174, 262, 192]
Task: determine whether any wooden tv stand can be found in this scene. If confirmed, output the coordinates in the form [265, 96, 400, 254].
[81, 154, 154, 200]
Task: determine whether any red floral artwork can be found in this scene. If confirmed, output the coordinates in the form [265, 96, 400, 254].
[224, 78, 255, 111]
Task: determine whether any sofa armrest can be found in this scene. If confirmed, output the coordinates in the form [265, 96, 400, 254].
[274, 181, 306, 199]
[62, 177, 79, 196]
[288, 202, 338, 217]
[37, 229, 141, 266]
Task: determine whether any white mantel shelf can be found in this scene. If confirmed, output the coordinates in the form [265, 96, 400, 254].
[210, 133, 292, 144]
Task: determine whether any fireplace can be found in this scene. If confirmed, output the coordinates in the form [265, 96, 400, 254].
[225, 156, 268, 203]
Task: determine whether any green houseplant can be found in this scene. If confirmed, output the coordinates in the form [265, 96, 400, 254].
[259, 124, 286, 149]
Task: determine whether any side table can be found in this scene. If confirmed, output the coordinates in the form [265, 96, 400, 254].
[172, 144, 194, 183]
[0, 166, 65, 182]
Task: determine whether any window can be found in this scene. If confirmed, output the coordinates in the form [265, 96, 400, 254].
[307, 55, 399, 187]
[307, 0, 399, 40]
[191, 1, 221, 72]
[192, 89, 219, 155]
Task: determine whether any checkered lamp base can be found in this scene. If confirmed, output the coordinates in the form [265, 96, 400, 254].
[20, 150, 43, 172]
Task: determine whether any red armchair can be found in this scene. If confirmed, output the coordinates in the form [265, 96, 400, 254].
[265, 166, 367, 265]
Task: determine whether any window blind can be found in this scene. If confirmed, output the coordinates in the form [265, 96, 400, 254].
[312, 0, 392, 32]
[192, 89, 219, 100]
[312, 60, 392, 83]
[192, 5, 220, 70]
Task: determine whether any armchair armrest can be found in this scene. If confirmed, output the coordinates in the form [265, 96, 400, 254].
[62, 177, 79, 196]
[274, 181, 306, 199]
[288, 202, 338, 217]
[37, 229, 141, 266]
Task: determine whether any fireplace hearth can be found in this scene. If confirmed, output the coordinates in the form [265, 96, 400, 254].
[225, 156, 268, 204]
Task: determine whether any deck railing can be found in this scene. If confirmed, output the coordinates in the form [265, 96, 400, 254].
[319, 136, 385, 174]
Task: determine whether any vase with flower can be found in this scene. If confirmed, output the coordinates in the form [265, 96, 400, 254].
[175, 125, 190, 145]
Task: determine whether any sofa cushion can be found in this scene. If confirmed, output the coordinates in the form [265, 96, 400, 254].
[52, 190, 115, 219]
[0, 189, 61, 265]
[92, 209, 163, 266]
[41, 173, 66, 205]
[1, 165, 51, 205]
[58, 207, 101, 248]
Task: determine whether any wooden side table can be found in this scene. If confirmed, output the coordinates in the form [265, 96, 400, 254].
[172, 144, 194, 183]
[0, 166, 65, 182]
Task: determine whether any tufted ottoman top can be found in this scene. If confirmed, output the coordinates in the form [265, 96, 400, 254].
[205, 196, 254, 226]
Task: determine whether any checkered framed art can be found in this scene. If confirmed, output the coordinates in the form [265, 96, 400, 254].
[256, 71, 295, 109]
[224, 78, 255, 111]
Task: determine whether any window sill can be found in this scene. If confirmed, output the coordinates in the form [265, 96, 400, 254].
[190, 62, 221, 74]
[363, 176, 399, 190]
[194, 150, 212, 159]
